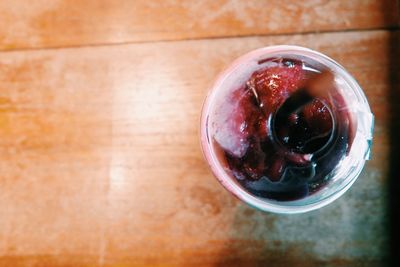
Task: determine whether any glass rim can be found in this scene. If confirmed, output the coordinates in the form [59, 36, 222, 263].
[200, 45, 373, 214]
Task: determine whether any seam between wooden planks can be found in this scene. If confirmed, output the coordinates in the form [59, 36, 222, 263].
[0, 27, 399, 54]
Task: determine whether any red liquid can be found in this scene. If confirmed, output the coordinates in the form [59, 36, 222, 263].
[214, 58, 353, 201]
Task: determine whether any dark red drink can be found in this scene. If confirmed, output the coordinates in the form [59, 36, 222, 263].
[213, 58, 354, 201]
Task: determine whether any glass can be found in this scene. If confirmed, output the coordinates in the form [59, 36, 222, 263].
[200, 45, 374, 214]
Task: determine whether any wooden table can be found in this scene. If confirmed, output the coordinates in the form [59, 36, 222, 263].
[0, 1, 399, 266]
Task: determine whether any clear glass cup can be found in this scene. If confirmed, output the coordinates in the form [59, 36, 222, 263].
[200, 45, 374, 214]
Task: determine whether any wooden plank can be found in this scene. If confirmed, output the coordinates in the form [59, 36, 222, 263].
[0, 0, 399, 50]
[0, 30, 396, 266]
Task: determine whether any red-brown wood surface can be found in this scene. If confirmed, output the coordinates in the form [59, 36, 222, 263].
[0, 1, 399, 266]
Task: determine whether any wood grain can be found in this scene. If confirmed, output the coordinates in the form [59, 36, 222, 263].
[0, 30, 396, 266]
[0, 0, 399, 51]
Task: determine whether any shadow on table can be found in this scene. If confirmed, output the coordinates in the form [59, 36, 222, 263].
[210, 205, 328, 267]
[387, 29, 400, 267]
[210, 205, 382, 267]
